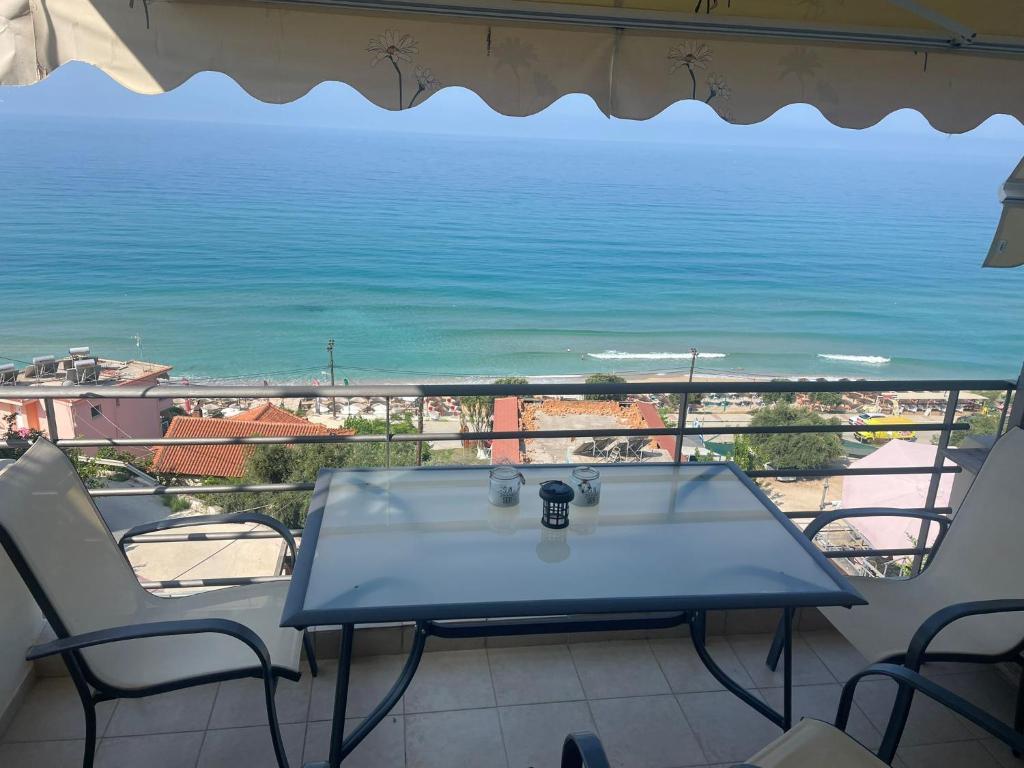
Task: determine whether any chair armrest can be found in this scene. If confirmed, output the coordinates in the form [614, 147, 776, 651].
[561, 732, 610, 768]
[836, 662, 1024, 761]
[118, 512, 297, 561]
[803, 508, 951, 541]
[905, 598, 1024, 670]
[26, 617, 273, 672]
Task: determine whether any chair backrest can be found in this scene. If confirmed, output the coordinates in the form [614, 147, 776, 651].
[923, 426, 1024, 653]
[0, 440, 148, 644]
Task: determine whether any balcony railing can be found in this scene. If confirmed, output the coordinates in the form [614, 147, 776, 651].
[1, 376, 1018, 583]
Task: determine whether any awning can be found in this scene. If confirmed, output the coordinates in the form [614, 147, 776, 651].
[4, 0, 1024, 132]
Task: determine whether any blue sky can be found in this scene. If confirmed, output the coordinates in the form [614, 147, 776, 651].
[3, 61, 1024, 152]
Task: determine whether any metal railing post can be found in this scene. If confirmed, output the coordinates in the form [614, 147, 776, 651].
[43, 399, 58, 441]
[997, 386, 1013, 436]
[911, 388, 959, 575]
[673, 393, 689, 465]
[385, 397, 392, 469]
[1006, 362, 1024, 432]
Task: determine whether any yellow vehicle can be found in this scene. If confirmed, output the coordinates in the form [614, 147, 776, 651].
[854, 416, 917, 443]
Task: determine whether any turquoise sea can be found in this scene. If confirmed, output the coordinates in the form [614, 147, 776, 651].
[2, 115, 1023, 383]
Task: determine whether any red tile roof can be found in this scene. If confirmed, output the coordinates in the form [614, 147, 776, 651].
[227, 402, 310, 425]
[635, 401, 677, 457]
[153, 406, 354, 478]
[490, 397, 521, 464]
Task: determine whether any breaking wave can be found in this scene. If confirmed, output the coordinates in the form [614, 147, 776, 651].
[587, 350, 727, 360]
[817, 353, 891, 365]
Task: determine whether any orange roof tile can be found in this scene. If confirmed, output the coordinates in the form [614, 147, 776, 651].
[227, 402, 310, 425]
[152, 415, 344, 478]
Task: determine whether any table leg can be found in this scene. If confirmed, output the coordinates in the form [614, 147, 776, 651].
[319, 622, 428, 767]
[690, 611, 787, 729]
[328, 624, 355, 768]
[782, 608, 794, 731]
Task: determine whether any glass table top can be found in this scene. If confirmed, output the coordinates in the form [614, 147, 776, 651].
[282, 463, 862, 627]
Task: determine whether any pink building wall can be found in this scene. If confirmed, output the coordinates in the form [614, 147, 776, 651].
[0, 375, 168, 457]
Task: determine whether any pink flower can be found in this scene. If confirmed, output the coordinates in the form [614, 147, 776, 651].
[16, 427, 30, 438]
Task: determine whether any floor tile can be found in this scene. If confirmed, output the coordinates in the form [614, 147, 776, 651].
[759, 683, 881, 751]
[980, 737, 1023, 768]
[929, 670, 1018, 739]
[309, 656, 407, 721]
[649, 637, 754, 694]
[488, 646, 584, 706]
[589, 694, 705, 768]
[569, 641, 670, 699]
[304, 715, 405, 768]
[403, 650, 495, 713]
[676, 690, 780, 764]
[2, 677, 114, 741]
[208, 673, 311, 729]
[851, 677, 976, 747]
[898, 739, 1004, 768]
[97, 731, 205, 768]
[728, 633, 836, 687]
[0, 739, 86, 768]
[405, 708, 506, 768]
[499, 701, 594, 768]
[198, 723, 305, 768]
[800, 630, 869, 683]
[105, 684, 218, 737]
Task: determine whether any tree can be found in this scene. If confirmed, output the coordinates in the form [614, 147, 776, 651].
[749, 403, 843, 471]
[731, 434, 758, 472]
[205, 416, 429, 527]
[810, 391, 845, 411]
[948, 411, 1001, 447]
[761, 380, 796, 406]
[585, 373, 627, 401]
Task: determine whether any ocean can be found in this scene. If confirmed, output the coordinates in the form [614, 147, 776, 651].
[2, 115, 1023, 383]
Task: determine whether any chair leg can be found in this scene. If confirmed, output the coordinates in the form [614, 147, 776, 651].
[82, 700, 97, 768]
[1013, 663, 1024, 758]
[765, 617, 786, 671]
[263, 673, 290, 768]
[304, 631, 319, 677]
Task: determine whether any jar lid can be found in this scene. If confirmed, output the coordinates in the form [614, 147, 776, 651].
[539, 480, 575, 502]
[490, 464, 522, 480]
[572, 466, 599, 480]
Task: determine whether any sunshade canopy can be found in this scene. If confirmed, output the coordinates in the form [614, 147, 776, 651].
[3, 0, 1024, 129]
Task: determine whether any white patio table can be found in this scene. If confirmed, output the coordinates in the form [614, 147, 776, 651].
[281, 462, 864, 768]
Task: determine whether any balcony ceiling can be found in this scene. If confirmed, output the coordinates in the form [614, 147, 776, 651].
[2, 0, 1024, 132]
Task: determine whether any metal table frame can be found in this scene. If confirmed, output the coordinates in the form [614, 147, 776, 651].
[282, 462, 863, 768]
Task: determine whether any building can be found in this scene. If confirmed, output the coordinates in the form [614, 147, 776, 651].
[151, 402, 355, 479]
[0, 348, 172, 455]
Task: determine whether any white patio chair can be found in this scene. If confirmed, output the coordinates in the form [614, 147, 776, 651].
[766, 427, 1024, 733]
[0, 439, 314, 768]
[581, 603, 1024, 767]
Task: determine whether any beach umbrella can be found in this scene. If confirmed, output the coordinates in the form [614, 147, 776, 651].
[985, 158, 1024, 268]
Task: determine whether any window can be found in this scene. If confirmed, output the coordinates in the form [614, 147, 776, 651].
[90, 404, 102, 419]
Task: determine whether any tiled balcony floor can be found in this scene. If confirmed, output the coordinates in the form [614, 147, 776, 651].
[1, 628, 1018, 768]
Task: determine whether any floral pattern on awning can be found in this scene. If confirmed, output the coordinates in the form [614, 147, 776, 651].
[2, 0, 1024, 133]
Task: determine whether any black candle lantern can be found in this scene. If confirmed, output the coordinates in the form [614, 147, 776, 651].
[539, 480, 574, 529]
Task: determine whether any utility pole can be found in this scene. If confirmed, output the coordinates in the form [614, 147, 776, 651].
[327, 338, 337, 418]
[688, 347, 698, 382]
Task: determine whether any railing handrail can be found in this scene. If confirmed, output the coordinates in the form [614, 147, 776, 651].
[0, 377, 1014, 399]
